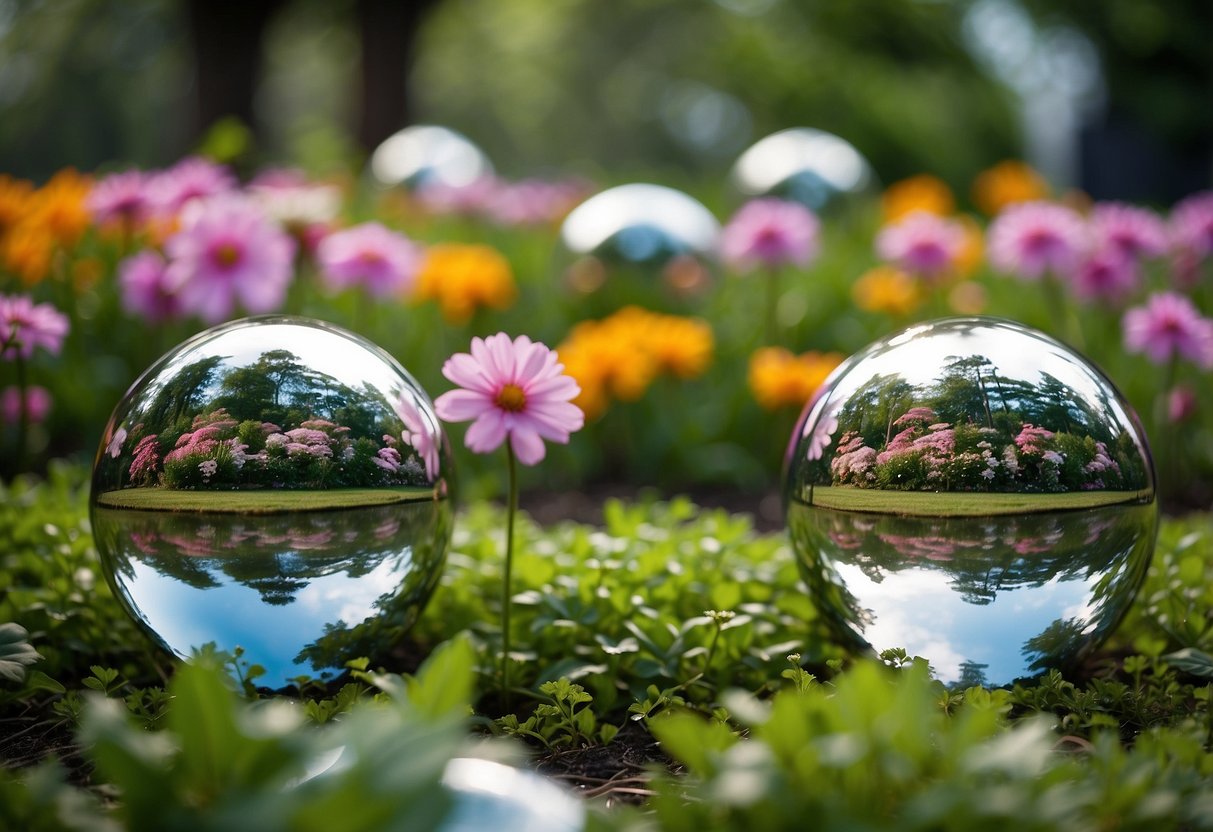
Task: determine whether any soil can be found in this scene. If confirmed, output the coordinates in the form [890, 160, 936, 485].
[521, 485, 786, 533]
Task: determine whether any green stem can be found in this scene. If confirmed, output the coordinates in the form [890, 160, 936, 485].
[14, 350, 28, 470]
[766, 266, 780, 346]
[502, 443, 518, 707]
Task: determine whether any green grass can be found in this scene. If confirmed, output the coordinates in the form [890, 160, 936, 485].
[93, 486, 436, 514]
[803, 485, 1154, 516]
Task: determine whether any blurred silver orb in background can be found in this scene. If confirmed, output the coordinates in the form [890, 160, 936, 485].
[91, 317, 452, 688]
[732, 127, 876, 212]
[370, 124, 494, 191]
[784, 317, 1156, 687]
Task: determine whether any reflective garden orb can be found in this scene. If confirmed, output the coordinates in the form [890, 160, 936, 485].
[90, 317, 453, 688]
[369, 124, 493, 191]
[784, 318, 1157, 688]
[439, 758, 585, 832]
[731, 127, 876, 212]
[558, 183, 720, 301]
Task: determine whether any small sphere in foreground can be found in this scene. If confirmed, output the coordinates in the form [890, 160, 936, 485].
[784, 317, 1156, 687]
[90, 316, 453, 688]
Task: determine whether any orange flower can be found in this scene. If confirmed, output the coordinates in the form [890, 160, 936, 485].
[971, 161, 1049, 216]
[414, 243, 517, 323]
[0, 175, 34, 239]
[2, 223, 54, 285]
[557, 306, 714, 419]
[748, 347, 844, 411]
[881, 175, 954, 223]
[852, 265, 923, 317]
[28, 169, 92, 246]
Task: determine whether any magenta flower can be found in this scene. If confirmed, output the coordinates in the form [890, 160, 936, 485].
[1069, 249, 1140, 304]
[87, 170, 151, 228]
[1170, 191, 1213, 259]
[1123, 292, 1213, 368]
[805, 398, 841, 461]
[315, 222, 422, 297]
[147, 157, 237, 217]
[397, 394, 441, 482]
[164, 196, 296, 324]
[875, 211, 966, 280]
[1168, 385, 1197, 424]
[1090, 202, 1169, 262]
[0, 295, 69, 360]
[988, 201, 1088, 280]
[106, 426, 128, 458]
[434, 333, 583, 465]
[2, 385, 51, 425]
[721, 198, 821, 272]
[119, 251, 182, 322]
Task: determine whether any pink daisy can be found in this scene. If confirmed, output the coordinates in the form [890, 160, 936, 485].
[164, 196, 296, 324]
[1122, 291, 1213, 368]
[315, 222, 422, 297]
[1, 385, 51, 425]
[87, 170, 151, 228]
[987, 201, 1088, 280]
[484, 178, 589, 226]
[434, 333, 584, 465]
[1090, 202, 1169, 261]
[396, 394, 441, 482]
[721, 198, 821, 272]
[119, 251, 182, 322]
[875, 211, 966, 280]
[0, 295, 70, 360]
[1170, 191, 1213, 259]
[147, 156, 237, 217]
[1068, 249, 1140, 304]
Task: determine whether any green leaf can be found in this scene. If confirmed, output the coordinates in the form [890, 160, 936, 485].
[1163, 648, 1213, 678]
[0, 623, 41, 684]
[405, 634, 474, 719]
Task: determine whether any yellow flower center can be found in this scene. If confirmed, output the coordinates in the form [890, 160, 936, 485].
[494, 383, 526, 413]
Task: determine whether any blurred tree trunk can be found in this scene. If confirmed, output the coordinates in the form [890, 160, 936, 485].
[186, 0, 285, 139]
[357, 0, 440, 152]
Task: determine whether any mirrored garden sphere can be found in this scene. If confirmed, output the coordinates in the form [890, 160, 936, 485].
[732, 127, 876, 212]
[90, 317, 453, 687]
[784, 317, 1157, 687]
[558, 183, 720, 299]
[439, 758, 585, 832]
[369, 124, 493, 191]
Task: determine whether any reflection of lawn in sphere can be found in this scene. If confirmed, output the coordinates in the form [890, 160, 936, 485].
[802, 486, 1153, 517]
[95, 487, 436, 514]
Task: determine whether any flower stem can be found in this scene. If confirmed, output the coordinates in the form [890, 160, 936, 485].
[502, 442, 518, 707]
[14, 350, 28, 470]
[766, 266, 780, 346]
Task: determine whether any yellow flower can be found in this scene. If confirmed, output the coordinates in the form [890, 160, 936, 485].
[852, 265, 923, 317]
[414, 243, 517, 323]
[748, 347, 844, 411]
[881, 175, 954, 223]
[556, 306, 714, 419]
[971, 160, 1049, 216]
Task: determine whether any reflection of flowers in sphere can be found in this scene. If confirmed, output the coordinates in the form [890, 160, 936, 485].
[397, 394, 440, 482]
[987, 201, 1088, 280]
[805, 398, 842, 461]
[875, 211, 966, 281]
[106, 426, 128, 458]
[1122, 292, 1213, 368]
[165, 196, 296, 324]
[414, 244, 517, 324]
[721, 198, 820, 272]
[316, 222, 422, 298]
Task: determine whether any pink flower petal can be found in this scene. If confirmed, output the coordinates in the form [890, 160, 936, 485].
[510, 427, 547, 465]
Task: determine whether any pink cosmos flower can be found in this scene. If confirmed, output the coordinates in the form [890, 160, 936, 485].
[164, 196, 296, 324]
[1, 385, 51, 425]
[434, 333, 583, 465]
[119, 251, 182, 322]
[146, 157, 237, 217]
[397, 394, 440, 482]
[1123, 291, 1213, 368]
[87, 170, 151, 228]
[805, 399, 841, 461]
[721, 198, 821, 272]
[1069, 249, 1140, 304]
[1090, 202, 1169, 261]
[987, 201, 1088, 280]
[315, 222, 422, 297]
[1168, 385, 1197, 424]
[875, 211, 966, 280]
[0, 295, 70, 360]
[106, 426, 128, 458]
[1170, 191, 1213, 259]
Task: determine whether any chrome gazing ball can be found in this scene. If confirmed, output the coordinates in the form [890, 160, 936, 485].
[732, 127, 876, 212]
[90, 317, 453, 687]
[784, 317, 1156, 687]
[369, 124, 493, 191]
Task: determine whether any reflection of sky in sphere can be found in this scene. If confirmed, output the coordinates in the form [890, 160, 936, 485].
[835, 562, 1098, 685]
[560, 184, 720, 259]
[122, 547, 408, 685]
[369, 124, 493, 189]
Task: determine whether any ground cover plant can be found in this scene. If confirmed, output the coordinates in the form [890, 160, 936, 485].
[2, 465, 1213, 829]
